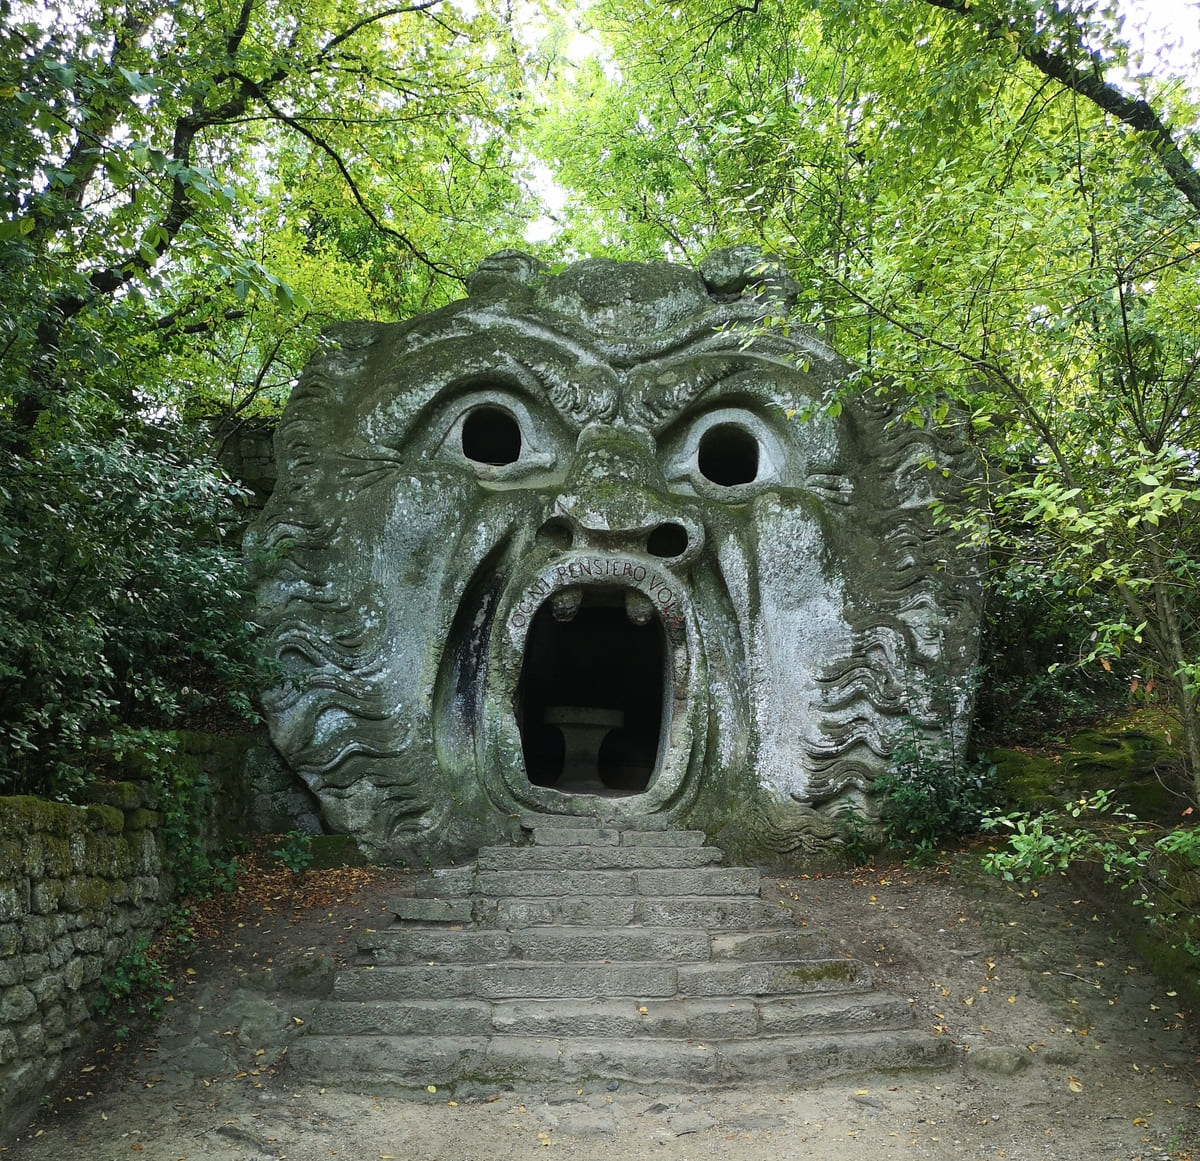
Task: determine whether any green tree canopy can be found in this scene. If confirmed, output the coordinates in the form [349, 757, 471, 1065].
[531, 0, 1200, 802]
[0, 0, 540, 796]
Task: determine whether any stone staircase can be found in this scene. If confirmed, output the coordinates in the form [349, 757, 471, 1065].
[292, 815, 947, 1087]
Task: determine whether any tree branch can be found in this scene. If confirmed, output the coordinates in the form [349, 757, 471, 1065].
[239, 76, 460, 278]
[922, 0, 1200, 214]
[317, 1, 443, 59]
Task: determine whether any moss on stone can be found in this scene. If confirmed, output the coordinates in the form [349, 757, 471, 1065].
[84, 804, 124, 834]
[988, 710, 1182, 822]
[0, 797, 80, 839]
[71, 876, 119, 911]
[40, 837, 71, 878]
[787, 960, 857, 985]
[85, 781, 152, 812]
[121, 809, 160, 832]
[307, 834, 367, 869]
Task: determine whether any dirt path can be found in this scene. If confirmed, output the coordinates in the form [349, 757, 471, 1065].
[2, 849, 1198, 1161]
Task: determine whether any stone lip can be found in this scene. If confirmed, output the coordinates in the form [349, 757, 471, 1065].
[482, 550, 705, 822]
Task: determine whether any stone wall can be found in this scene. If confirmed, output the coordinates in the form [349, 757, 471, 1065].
[213, 418, 277, 509]
[0, 786, 162, 1138]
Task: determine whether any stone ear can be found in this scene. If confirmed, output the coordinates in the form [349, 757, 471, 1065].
[466, 250, 549, 297]
[699, 245, 799, 309]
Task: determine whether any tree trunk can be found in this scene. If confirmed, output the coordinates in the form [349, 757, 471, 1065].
[1152, 575, 1200, 807]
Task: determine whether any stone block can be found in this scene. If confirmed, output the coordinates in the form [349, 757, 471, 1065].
[475, 869, 636, 897]
[388, 897, 473, 924]
[121, 808, 159, 832]
[47, 934, 73, 969]
[511, 925, 709, 964]
[0, 1027, 16, 1064]
[634, 866, 761, 896]
[676, 958, 868, 998]
[72, 927, 103, 954]
[62, 956, 85, 992]
[130, 833, 161, 875]
[128, 875, 161, 904]
[309, 999, 492, 1038]
[0, 880, 29, 923]
[15, 1021, 45, 1053]
[84, 803, 124, 834]
[31, 972, 63, 1007]
[0, 796, 77, 839]
[41, 837, 72, 878]
[0, 924, 17, 957]
[4, 838, 30, 878]
[0, 985, 37, 1023]
[476, 962, 678, 1001]
[332, 965, 477, 1001]
[363, 929, 513, 965]
[20, 915, 51, 953]
[30, 879, 64, 915]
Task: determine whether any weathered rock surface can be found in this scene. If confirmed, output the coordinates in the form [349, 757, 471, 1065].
[248, 249, 985, 864]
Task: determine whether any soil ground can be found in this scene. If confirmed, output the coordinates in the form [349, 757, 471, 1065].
[2, 844, 1198, 1161]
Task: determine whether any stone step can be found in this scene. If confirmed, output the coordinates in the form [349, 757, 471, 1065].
[473, 866, 761, 898]
[708, 928, 832, 960]
[675, 957, 870, 998]
[482, 893, 793, 930]
[388, 896, 475, 924]
[521, 824, 707, 848]
[361, 925, 714, 965]
[310, 991, 916, 1040]
[331, 957, 870, 1003]
[288, 1028, 948, 1087]
[520, 813, 670, 833]
[475, 844, 724, 871]
[360, 924, 831, 965]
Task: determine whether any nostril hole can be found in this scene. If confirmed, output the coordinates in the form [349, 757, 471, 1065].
[646, 522, 689, 559]
[536, 518, 574, 551]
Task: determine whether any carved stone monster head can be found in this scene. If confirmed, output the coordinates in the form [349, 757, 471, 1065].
[248, 249, 984, 862]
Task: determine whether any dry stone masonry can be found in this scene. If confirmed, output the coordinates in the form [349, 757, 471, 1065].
[0, 788, 161, 1134]
[249, 247, 985, 862]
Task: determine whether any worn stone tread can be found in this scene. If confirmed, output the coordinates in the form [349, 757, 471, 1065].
[311, 993, 913, 1039]
[363, 924, 724, 964]
[332, 956, 872, 1003]
[314, 829, 944, 1090]
[475, 844, 723, 871]
[290, 1029, 948, 1086]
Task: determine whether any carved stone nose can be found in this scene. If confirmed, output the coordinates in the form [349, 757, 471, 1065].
[536, 512, 700, 563]
[536, 425, 704, 565]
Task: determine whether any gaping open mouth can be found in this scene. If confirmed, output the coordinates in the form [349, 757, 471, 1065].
[517, 585, 668, 796]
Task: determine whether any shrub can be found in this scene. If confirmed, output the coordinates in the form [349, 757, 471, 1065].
[0, 427, 263, 800]
[874, 732, 1001, 860]
[982, 793, 1200, 983]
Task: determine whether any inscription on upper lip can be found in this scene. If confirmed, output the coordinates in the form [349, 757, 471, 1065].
[507, 556, 684, 631]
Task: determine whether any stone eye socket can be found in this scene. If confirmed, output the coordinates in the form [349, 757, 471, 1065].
[697, 423, 759, 486]
[461, 404, 522, 466]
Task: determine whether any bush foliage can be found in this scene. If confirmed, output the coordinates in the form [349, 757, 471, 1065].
[0, 426, 261, 800]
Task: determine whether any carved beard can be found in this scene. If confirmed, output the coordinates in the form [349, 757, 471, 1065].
[248, 257, 983, 860]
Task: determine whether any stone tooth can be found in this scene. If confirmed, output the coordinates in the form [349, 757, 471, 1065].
[551, 587, 583, 622]
[625, 589, 654, 626]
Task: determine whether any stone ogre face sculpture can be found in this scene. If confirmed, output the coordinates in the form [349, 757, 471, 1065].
[248, 249, 983, 862]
